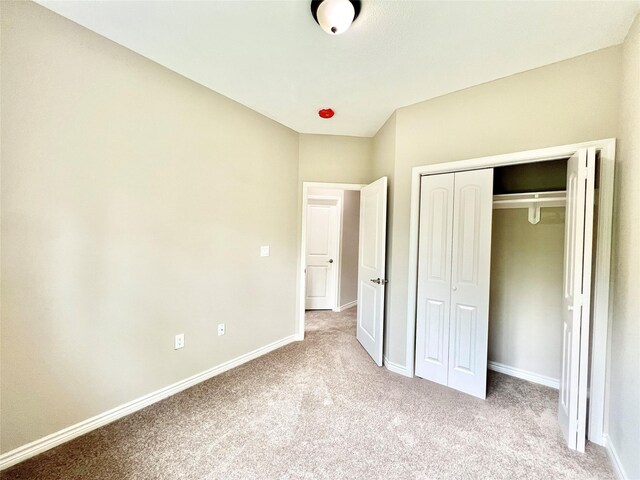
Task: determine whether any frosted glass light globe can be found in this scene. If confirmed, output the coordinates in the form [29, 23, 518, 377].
[316, 0, 356, 35]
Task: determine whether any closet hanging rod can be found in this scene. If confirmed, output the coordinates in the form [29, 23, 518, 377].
[492, 196, 566, 206]
[492, 191, 566, 225]
[492, 191, 566, 209]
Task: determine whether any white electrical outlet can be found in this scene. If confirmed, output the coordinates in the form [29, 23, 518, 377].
[260, 246, 270, 257]
[174, 333, 185, 350]
[218, 323, 225, 336]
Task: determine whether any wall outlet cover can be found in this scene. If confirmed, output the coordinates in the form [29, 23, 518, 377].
[174, 333, 185, 350]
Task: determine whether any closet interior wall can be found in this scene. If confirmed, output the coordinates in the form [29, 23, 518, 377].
[488, 161, 568, 385]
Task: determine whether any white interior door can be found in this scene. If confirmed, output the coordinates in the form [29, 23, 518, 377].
[305, 199, 339, 310]
[415, 173, 455, 385]
[558, 148, 596, 452]
[447, 169, 494, 399]
[356, 177, 387, 366]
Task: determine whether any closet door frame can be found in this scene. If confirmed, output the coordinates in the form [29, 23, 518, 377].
[405, 138, 616, 447]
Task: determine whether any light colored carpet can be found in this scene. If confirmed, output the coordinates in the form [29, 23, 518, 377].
[3, 308, 613, 479]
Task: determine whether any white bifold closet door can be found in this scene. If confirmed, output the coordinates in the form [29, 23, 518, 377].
[558, 147, 596, 452]
[415, 169, 493, 399]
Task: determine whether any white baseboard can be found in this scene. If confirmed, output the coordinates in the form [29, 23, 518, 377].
[335, 300, 357, 312]
[488, 361, 559, 389]
[384, 356, 412, 377]
[0, 334, 297, 471]
[604, 434, 629, 480]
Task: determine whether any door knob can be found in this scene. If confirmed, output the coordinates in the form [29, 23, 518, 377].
[327, 259, 334, 264]
[370, 278, 381, 284]
[568, 305, 574, 311]
[370, 278, 388, 285]
[452, 286, 457, 291]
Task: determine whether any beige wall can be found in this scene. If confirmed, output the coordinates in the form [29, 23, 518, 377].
[381, 46, 621, 368]
[339, 190, 360, 307]
[607, 13, 640, 479]
[1, 1, 299, 453]
[489, 208, 565, 380]
[299, 134, 373, 184]
[371, 114, 396, 356]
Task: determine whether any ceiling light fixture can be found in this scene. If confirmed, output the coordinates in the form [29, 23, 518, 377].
[311, 0, 361, 35]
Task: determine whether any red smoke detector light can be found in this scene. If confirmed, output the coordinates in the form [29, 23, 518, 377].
[318, 108, 335, 119]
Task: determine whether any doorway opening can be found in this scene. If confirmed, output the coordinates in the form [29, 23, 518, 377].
[298, 179, 389, 367]
[305, 187, 360, 313]
[299, 183, 365, 347]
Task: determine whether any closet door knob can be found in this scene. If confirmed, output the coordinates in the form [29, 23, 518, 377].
[452, 286, 458, 291]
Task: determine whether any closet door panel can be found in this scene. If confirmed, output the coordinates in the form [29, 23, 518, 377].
[448, 168, 493, 399]
[558, 148, 596, 452]
[451, 304, 478, 374]
[415, 173, 454, 385]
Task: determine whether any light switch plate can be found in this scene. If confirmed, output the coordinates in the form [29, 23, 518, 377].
[260, 246, 270, 257]
[218, 323, 225, 336]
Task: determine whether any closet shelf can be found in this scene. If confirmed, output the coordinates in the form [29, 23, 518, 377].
[493, 191, 566, 225]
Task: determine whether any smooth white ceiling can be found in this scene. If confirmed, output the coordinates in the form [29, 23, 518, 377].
[38, 0, 640, 137]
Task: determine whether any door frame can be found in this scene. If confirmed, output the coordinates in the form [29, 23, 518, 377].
[297, 182, 366, 340]
[405, 138, 615, 445]
[305, 195, 342, 311]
